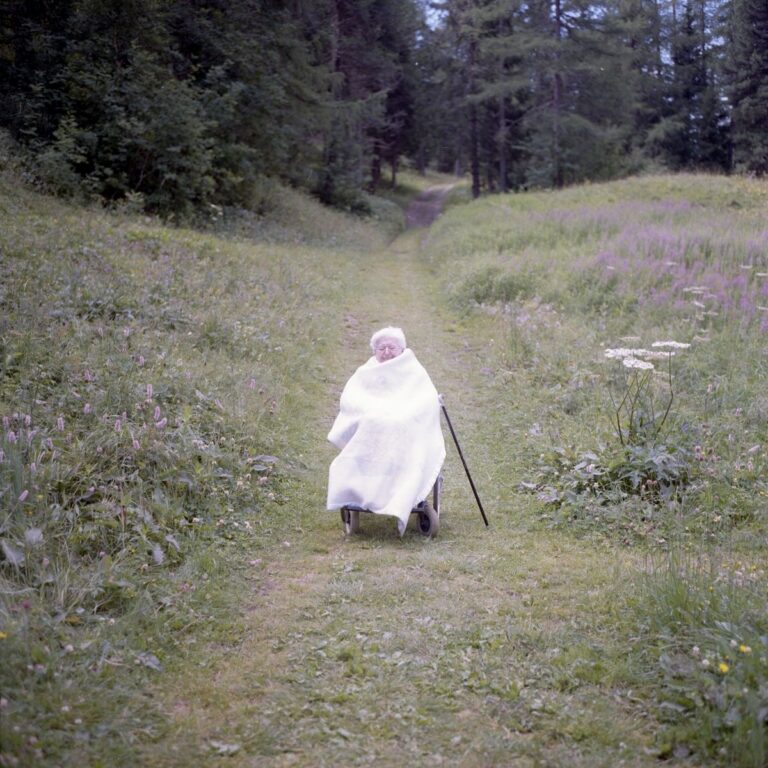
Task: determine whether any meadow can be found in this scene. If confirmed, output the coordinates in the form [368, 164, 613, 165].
[1, 168, 767, 766]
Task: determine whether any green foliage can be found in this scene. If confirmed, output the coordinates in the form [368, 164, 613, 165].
[454, 265, 540, 309]
[628, 551, 768, 765]
[0, 174, 383, 763]
[532, 440, 690, 511]
[727, 0, 768, 175]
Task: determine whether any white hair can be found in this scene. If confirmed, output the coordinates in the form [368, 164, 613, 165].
[370, 326, 406, 352]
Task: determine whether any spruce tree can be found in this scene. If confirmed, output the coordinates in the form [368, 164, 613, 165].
[727, 0, 768, 174]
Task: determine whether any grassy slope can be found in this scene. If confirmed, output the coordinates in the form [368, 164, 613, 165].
[2, 171, 766, 767]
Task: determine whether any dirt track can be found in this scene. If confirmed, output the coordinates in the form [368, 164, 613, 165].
[405, 184, 455, 228]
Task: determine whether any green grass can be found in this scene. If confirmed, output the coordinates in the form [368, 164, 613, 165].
[2, 169, 767, 766]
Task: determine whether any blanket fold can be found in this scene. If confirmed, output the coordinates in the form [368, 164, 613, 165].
[327, 348, 445, 534]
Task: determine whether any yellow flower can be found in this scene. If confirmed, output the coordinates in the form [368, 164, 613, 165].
[739, 645, 752, 654]
[718, 662, 730, 674]
[0, 631, 7, 640]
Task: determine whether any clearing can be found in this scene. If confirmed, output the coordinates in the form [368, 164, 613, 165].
[138, 188, 685, 768]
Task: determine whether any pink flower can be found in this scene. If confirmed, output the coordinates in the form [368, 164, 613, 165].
[18, 490, 28, 502]
[146, 384, 153, 402]
[153, 406, 161, 421]
[56, 416, 65, 431]
[7, 430, 17, 443]
[138, 355, 145, 367]
[114, 418, 122, 432]
[155, 417, 167, 429]
[132, 439, 141, 450]
[84, 403, 92, 415]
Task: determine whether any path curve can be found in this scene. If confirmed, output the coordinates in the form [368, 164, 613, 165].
[405, 184, 455, 228]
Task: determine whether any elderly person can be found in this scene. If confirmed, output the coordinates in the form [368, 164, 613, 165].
[327, 326, 445, 536]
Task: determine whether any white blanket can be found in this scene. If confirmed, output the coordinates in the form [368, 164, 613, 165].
[327, 348, 445, 534]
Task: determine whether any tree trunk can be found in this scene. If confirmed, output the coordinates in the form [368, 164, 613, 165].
[369, 143, 382, 193]
[552, 0, 564, 188]
[498, 96, 508, 193]
[469, 33, 480, 198]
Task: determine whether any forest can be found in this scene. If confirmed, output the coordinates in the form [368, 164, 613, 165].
[1, 0, 767, 220]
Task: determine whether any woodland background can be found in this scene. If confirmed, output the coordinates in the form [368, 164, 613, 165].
[1, 0, 766, 220]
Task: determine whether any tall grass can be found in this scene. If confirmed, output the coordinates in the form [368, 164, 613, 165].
[423, 172, 768, 764]
[628, 546, 768, 766]
[0, 171, 392, 764]
[424, 173, 768, 538]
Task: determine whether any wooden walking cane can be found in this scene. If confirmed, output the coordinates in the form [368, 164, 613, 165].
[439, 396, 489, 527]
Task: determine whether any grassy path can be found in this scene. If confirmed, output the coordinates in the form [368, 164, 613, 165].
[141, 207, 684, 767]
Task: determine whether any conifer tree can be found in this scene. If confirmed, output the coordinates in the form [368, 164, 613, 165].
[727, 0, 768, 174]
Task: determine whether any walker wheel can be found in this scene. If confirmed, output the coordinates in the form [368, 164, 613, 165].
[341, 508, 360, 535]
[418, 501, 439, 538]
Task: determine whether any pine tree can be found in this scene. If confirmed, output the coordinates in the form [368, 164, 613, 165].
[727, 0, 768, 174]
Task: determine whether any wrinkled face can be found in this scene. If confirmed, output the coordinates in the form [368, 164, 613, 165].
[373, 336, 404, 363]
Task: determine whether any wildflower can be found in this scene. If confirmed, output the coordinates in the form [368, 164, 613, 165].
[114, 418, 122, 433]
[56, 416, 65, 431]
[84, 403, 92, 414]
[154, 405, 161, 421]
[730, 639, 738, 648]
[7, 430, 17, 443]
[739, 644, 752, 654]
[0, 631, 7, 640]
[692, 645, 700, 656]
[623, 357, 654, 370]
[138, 355, 145, 367]
[701, 658, 710, 668]
[146, 384, 153, 402]
[155, 418, 167, 429]
[132, 439, 141, 450]
[652, 341, 691, 349]
[18, 490, 28, 502]
[719, 662, 729, 673]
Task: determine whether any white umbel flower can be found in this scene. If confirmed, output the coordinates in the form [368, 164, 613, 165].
[652, 341, 691, 349]
[623, 357, 655, 370]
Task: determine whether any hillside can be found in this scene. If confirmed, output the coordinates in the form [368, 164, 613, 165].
[2, 173, 767, 767]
